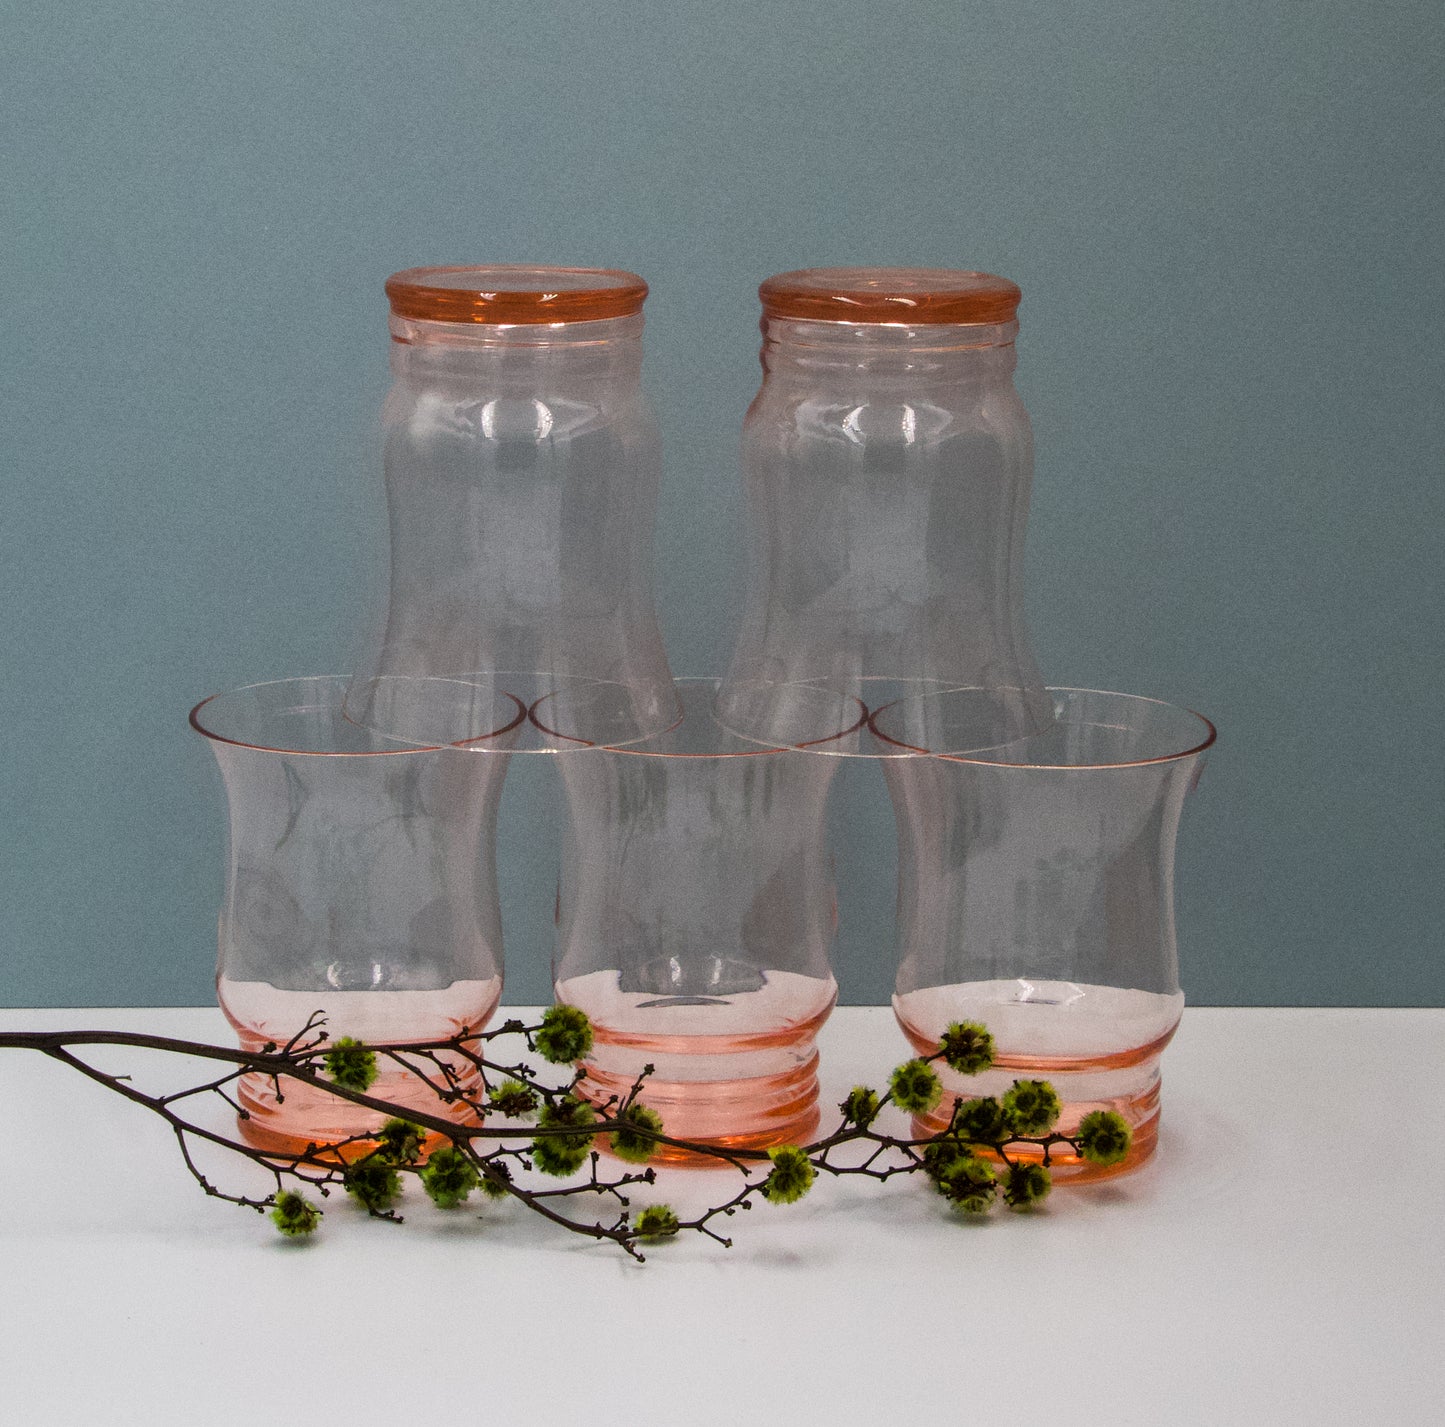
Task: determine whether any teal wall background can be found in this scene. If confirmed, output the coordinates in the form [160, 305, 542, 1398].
[2, 1, 1441, 1008]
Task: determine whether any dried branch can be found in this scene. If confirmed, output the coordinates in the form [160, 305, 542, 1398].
[0, 1012, 1132, 1257]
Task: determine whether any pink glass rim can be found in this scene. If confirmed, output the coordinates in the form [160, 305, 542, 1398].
[530, 677, 867, 758]
[386, 265, 648, 326]
[868, 687, 1217, 769]
[189, 676, 527, 757]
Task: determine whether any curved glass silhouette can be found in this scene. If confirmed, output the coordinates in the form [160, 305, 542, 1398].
[717, 267, 1050, 754]
[346, 266, 680, 751]
[875, 688, 1215, 1178]
[192, 676, 521, 1153]
[551, 681, 859, 1160]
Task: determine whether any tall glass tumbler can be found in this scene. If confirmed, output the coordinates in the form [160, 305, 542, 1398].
[191, 676, 523, 1154]
[346, 265, 679, 752]
[875, 689, 1216, 1178]
[717, 267, 1050, 753]
[549, 681, 861, 1162]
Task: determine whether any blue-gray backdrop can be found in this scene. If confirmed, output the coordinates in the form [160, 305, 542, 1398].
[2, 1, 1441, 1008]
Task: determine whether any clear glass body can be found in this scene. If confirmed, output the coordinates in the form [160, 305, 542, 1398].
[552, 681, 853, 1162]
[717, 269, 1049, 753]
[346, 267, 679, 751]
[191, 677, 521, 1153]
[876, 689, 1216, 1178]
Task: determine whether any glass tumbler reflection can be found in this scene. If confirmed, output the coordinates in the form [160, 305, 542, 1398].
[191, 676, 522, 1154]
[875, 689, 1215, 1178]
[549, 681, 857, 1162]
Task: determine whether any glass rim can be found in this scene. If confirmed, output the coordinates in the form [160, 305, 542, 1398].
[869, 686, 1218, 769]
[385, 265, 648, 326]
[532, 677, 868, 759]
[189, 676, 528, 757]
[759, 266, 1021, 326]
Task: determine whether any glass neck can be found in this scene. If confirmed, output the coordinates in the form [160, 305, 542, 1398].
[760, 316, 1018, 384]
[390, 312, 645, 384]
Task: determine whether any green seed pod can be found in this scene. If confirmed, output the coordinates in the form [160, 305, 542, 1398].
[889, 1059, 943, 1115]
[761, 1145, 816, 1204]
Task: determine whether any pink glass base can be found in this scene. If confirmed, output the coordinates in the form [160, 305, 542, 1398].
[571, 993, 835, 1167]
[580, 1054, 822, 1167]
[910, 1073, 1162, 1182]
[233, 1062, 483, 1161]
[898, 1013, 1178, 1182]
[220, 979, 500, 1160]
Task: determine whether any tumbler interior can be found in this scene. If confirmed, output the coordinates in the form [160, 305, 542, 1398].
[871, 686, 1216, 764]
[347, 671, 676, 754]
[191, 675, 526, 754]
[532, 677, 865, 756]
[719, 679, 1052, 758]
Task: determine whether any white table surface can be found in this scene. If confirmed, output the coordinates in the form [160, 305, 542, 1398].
[1, 1005, 1440, 1426]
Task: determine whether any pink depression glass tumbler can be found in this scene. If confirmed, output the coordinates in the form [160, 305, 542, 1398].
[344, 265, 679, 752]
[716, 267, 1050, 753]
[190, 676, 522, 1155]
[549, 681, 856, 1163]
[876, 688, 1215, 1179]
